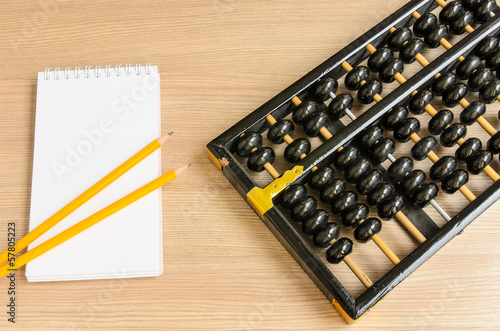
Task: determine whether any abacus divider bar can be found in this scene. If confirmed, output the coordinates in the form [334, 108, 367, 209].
[290, 97, 402, 264]
[388, 20, 500, 139]
[433, 0, 500, 102]
[211, 0, 436, 154]
[292, 95, 402, 263]
[342, 57, 452, 224]
[366, 40, 500, 183]
[343, 255, 374, 288]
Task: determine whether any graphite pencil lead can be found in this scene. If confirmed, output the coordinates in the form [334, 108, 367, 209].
[157, 132, 173, 145]
[174, 164, 191, 176]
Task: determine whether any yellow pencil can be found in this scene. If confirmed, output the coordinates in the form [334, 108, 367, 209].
[0, 132, 173, 266]
[0, 164, 189, 278]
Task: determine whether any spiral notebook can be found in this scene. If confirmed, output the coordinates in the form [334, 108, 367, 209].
[26, 64, 163, 281]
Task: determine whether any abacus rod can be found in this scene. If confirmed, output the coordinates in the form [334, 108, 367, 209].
[333, 64, 453, 223]
[343, 255, 374, 288]
[429, 199, 451, 222]
[267, 106, 401, 264]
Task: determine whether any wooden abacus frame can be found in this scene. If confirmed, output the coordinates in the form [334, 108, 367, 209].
[207, 0, 500, 323]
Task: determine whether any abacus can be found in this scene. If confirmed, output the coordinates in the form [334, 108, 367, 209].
[207, 0, 500, 323]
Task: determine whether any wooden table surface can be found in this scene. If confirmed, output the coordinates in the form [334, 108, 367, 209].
[1, 0, 500, 329]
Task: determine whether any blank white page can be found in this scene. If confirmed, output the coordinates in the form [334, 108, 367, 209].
[26, 65, 162, 281]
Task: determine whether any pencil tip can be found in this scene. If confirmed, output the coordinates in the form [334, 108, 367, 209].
[157, 133, 172, 145]
[168, 131, 174, 136]
[174, 163, 191, 175]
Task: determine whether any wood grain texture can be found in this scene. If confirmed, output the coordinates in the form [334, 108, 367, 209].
[0, 0, 499, 329]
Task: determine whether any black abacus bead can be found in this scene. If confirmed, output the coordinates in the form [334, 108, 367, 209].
[388, 156, 414, 182]
[304, 111, 331, 137]
[354, 218, 382, 243]
[328, 93, 354, 120]
[345, 66, 370, 91]
[267, 119, 294, 144]
[456, 55, 482, 80]
[357, 79, 383, 104]
[486, 49, 500, 70]
[313, 223, 340, 248]
[313, 77, 338, 102]
[411, 183, 439, 208]
[345, 158, 372, 184]
[428, 109, 454, 135]
[388, 27, 412, 51]
[320, 178, 346, 202]
[414, 13, 438, 37]
[308, 166, 335, 190]
[281, 184, 307, 209]
[430, 155, 458, 181]
[450, 10, 475, 35]
[394, 117, 420, 143]
[400, 39, 426, 64]
[331, 191, 358, 214]
[467, 150, 493, 174]
[332, 145, 360, 170]
[468, 67, 494, 92]
[247, 147, 275, 172]
[378, 194, 406, 219]
[432, 72, 457, 96]
[356, 169, 383, 195]
[400, 169, 427, 195]
[341, 203, 369, 228]
[367, 182, 395, 206]
[411, 136, 438, 161]
[290, 196, 317, 222]
[357, 126, 384, 152]
[383, 106, 408, 131]
[425, 24, 449, 48]
[326, 238, 353, 264]
[368, 138, 396, 164]
[456, 138, 482, 162]
[237, 132, 263, 157]
[480, 79, 500, 103]
[284, 138, 311, 163]
[442, 83, 468, 107]
[488, 131, 500, 154]
[463, 0, 483, 10]
[368, 47, 393, 73]
[302, 209, 330, 235]
[292, 100, 320, 125]
[442, 169, 469, 193]
[474, 36, 499, 59]
[379, 58, 404, 83]
[409, 90, 434, 114]
[474, 0, 497, 23]
[440, 123, 467, 147]
[439, 1, 464, 25]
[460, 100, 486, 125]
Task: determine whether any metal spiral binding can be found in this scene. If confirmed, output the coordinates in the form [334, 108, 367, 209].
[43, 63, 153, 79]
